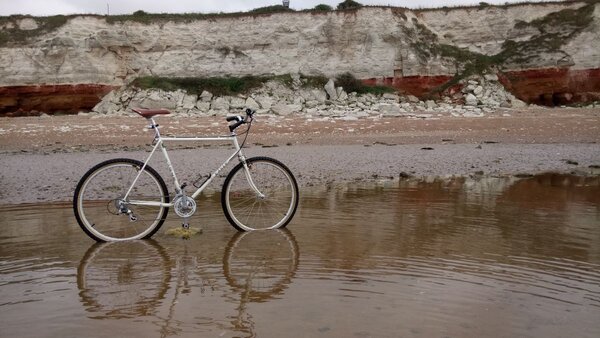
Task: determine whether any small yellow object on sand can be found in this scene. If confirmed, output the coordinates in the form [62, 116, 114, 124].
[165, 226, 202, 239]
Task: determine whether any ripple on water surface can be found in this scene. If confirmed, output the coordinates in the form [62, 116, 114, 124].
[0, 173, 599, 337]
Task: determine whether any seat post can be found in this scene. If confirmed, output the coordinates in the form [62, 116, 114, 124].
[148, 117, 161, 139]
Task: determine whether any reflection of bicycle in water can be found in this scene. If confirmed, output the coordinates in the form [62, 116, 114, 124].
[77, 230, 299, 335]
[77, 239, 172, 319]
[223, 229, 299, 301]
[222, 230, 300, 336]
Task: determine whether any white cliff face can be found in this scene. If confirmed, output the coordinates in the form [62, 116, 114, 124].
[418, 2, 585, 55]
[0, 2, 598, 87]
[1, 10, 413, 86]
[565, 3, 600, 70]
[0, 16, 122, 85]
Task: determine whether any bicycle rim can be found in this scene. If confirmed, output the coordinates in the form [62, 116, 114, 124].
[224, 158, 298, 231]
[76, 161, 168, 241]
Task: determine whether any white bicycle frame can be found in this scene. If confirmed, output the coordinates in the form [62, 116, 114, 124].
[123, 117, 263, 208]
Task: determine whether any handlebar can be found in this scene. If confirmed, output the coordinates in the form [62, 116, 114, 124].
[227, 108, 255, 132]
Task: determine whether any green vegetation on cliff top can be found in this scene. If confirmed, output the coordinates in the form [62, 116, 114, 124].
[337, 0, 363, 10]
[0, 0, 592, 38]
[0, 15, 67, 47]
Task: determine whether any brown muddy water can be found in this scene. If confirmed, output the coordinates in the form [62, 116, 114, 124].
[1, 174, 599, 338]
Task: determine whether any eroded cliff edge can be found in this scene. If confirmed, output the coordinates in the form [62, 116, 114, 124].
[1, 1, 599, 114]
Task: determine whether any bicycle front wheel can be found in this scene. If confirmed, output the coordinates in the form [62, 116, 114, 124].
[74, 158, 170, 242]
[222, 157, 299, 231]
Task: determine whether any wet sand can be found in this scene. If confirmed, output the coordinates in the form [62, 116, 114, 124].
[1, 107, 600, 204]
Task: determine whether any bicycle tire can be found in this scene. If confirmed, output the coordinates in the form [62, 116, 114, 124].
[221, 157, 299, 231]
[73, 158, 170, 241]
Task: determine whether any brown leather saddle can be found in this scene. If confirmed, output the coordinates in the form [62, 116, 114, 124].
[132, 108, 171, 118]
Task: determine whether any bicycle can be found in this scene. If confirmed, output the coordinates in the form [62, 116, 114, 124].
[73, 107, 299, 242]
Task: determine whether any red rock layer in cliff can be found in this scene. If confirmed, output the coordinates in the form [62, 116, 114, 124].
[366, 68, 600, 106]
[0, 84, 116, 116]
[499, 68, 600, 106]
[364, 75, 458, 98]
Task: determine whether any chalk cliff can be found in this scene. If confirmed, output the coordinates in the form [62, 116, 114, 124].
[0, 1, 598, 114]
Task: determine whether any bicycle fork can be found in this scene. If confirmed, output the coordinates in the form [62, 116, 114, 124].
[240, 156, 266, 199]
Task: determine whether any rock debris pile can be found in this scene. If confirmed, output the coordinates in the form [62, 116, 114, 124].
[92, 75, 531, 119]
[462, 74, 527, 109]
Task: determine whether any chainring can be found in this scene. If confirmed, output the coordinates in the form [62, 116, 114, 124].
[173, 195, 197, 218]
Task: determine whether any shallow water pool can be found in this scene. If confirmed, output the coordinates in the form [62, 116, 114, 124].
[1, 174, 599, 337]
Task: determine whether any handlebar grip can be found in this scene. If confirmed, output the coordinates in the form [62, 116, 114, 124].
[228, 120, 245, 132]
[226, 115, 243, 122]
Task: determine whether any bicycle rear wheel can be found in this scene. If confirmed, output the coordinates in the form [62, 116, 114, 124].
[222, 157, 299, 231]
[73, 158, 170, 241]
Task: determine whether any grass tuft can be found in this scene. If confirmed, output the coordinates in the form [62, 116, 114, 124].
[165, 226, 202, 239]
[335, 72, 395, 94]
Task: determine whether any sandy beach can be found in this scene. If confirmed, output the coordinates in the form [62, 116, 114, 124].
[1, 107, 599, 205]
